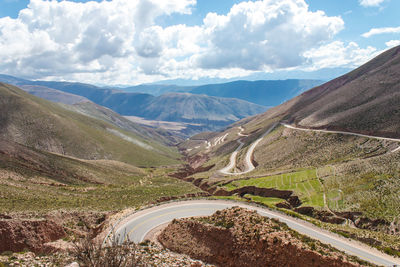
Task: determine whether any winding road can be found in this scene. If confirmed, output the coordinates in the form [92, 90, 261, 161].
[112, 200, 400, 266]
[219, 122, 278, 175]
[108, 123, 400, 266]
[219, 122, 400, 177]
[282, 123, 400, 153]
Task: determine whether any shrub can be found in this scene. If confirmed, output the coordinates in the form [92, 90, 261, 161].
[72, 234, 147, 267]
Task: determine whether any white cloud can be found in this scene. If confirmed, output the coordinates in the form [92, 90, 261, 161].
[195, 0, 344, 71]
[362, 26, 400, 38]
[385, 40, 400, 48]
[303, 41, 379, 69]
[0, 0, 382, 84]
[0, 0, 196, 81]
[359, 0, 385, 7]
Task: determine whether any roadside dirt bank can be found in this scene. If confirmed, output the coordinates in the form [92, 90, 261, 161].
[158, 207, 369, 267]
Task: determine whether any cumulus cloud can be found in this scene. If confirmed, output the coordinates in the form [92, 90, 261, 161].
[303, 41, 379, 69]
[359, 0, 386, 7]
[0, 0, 196, 81]
[195, 0, 344, 71]
[0, 0, 381, 84]
[362, 26, 400, 38]
[135, 26, 164, 58]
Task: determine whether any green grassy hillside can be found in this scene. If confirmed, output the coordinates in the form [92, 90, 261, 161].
[0, 82, 180, 167]
[0, 139, 200, 212]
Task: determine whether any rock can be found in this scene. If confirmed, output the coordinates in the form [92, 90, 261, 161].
[335, 211, 363, 221]
[65, 262, 79, 267]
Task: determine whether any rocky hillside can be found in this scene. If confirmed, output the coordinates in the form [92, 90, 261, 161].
[158, 207, 369, 267]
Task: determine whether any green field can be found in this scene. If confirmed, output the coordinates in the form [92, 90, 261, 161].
[246, 195, 283, 207]
[223, 169, 324, 207]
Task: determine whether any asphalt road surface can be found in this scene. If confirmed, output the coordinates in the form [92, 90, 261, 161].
[219, 122, 278, 175]
[282, 123, 400, 153]
[112, 200, 400, 266]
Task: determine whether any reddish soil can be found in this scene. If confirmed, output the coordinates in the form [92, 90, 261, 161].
[0, 218, 65, 253]
[158, 207, 366, 267]
[0, 211, 110, 254]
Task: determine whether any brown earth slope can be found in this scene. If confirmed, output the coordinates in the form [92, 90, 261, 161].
[257, 45, 400, 138]
[159, 207, 370, 267]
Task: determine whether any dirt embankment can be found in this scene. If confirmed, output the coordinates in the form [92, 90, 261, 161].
[170, 164, 302, 209]
[170, 164, 395, 236]
[158, 207, 368, 267]
[0, 217, 65, 253]
[0, 211, 110, 254]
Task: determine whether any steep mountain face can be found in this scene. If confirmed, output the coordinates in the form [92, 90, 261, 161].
[0, 82, 180, 167]
[246, 45, 400, 138]
[189, 79, 323, 107]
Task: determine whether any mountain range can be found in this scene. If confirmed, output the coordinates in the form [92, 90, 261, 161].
[123, 79, 323, 107]
[0, 74, 274, 134]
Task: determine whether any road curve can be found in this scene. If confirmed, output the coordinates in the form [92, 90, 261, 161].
[219, 122, 278, 175]
[112, 200, 400, 266]
[282, 123, 400, 152]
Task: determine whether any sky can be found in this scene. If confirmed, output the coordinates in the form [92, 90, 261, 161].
[0, 0, 399, 85]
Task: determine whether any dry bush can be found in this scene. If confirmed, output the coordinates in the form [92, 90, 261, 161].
[72, 234, 146, 267]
